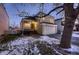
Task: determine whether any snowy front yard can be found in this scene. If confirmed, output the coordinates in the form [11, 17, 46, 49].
[0, 33, 79, 55]
[0, 36, 60, 55]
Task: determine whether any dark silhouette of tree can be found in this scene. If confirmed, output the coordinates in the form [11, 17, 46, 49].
[59, 4, 79, 48]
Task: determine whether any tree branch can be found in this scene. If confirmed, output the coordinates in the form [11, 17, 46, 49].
[47, 5, 63, 15]
[56, 8, 64, 15]
[25, 5, 63, 18]
[36, 5, 63, 18]
[55, 18, 63, 20]
[75, 3, 79, 16]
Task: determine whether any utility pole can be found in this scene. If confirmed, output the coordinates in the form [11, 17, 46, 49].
[39, 3, 44, 12]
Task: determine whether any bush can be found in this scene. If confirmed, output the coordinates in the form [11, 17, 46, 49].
[0, 34, 19, 44]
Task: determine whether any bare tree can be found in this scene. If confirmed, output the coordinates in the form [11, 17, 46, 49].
[59, 4, 79, 48]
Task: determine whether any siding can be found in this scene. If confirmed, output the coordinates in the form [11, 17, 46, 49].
[0, 4, 9, 35]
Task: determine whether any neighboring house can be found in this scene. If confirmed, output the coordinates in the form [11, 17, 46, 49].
[73, 19, 79, 31]
[55, 17, 79, 33]
[55, 19, 63, 33]
[20, 12, 57, 35]
[75, 15, 79, 31]
[8, 26, 21, 34]
[0, 4, 9, 35]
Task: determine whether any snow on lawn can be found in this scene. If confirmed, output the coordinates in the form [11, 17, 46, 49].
[64, 44, 79, 53]
[0, 36, 60, 55]
[72, 31, 79, 38]
[9, 36, 60, 46]
[9, 37, 34, 46]
[1, 35, 79, 55]
[40, 36, 60, 44]
[72, 34, 79, 38]
[0, 51, 9, 55]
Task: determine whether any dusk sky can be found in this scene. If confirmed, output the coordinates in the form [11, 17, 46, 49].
[4, 3, 63, 27]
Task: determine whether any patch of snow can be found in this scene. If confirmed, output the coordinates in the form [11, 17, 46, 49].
[9, 37, 34, 46]
[30, 44, 40, 55]
[53, 48, 62, 55]
[0, 51, 9, 55]
[40, 36, 60, 44]
[64, 44, 79, 53]
[0, 36, 60, 55]
[8, 36, 60, 46]
[8, 49, 23, 55]
[40, 36, 52, 44]
[73, 31, 79, 34]
[72, 33, 79, 38]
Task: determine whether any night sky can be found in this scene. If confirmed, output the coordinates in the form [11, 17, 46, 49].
[4, 3, 63, 27]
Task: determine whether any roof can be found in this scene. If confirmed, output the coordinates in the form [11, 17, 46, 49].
[21, 12, 55, 23]
[21, 16, 37, 22]
[55, 18, 63, 21]
[35, 12, 55, 19]
[35, 11, 47, 17]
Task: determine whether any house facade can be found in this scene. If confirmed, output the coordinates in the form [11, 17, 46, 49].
[20, 12, 57, 35]
[36, 12, 57, 35]
[0, 4, 9, 35]
[20, 17, 40, 32]
[55, 19, 63, 33]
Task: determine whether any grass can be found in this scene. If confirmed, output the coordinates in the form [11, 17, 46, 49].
[0, 34, 20, 44]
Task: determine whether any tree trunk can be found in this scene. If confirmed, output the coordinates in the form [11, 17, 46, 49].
[59, 4, 77, 48]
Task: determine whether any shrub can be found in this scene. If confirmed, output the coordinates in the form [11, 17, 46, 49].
[0, 34, 19, 44]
